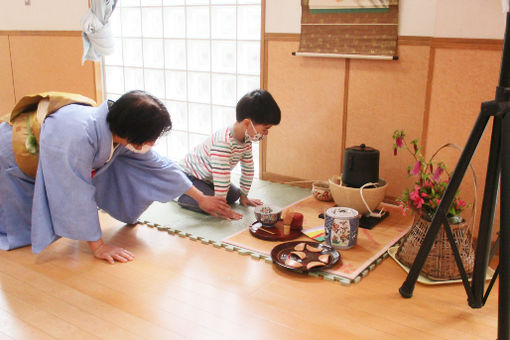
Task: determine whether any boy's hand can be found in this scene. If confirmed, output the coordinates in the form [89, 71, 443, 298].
[88, 239, 134, 264]
[240, 195, 263, 207]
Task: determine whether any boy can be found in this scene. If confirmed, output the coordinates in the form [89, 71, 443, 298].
[178, 89, 281, 218]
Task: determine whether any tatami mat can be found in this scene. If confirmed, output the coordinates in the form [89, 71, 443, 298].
[139, 177, 310, 243]
[138, 178, 412, 285]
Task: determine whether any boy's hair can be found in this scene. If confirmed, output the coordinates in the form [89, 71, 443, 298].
[107, 90, 172, 145]
[236, 89, 281, 125]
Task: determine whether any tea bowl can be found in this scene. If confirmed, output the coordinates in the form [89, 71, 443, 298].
[254, 205, 282, 225]
[312, 180, 333, 202]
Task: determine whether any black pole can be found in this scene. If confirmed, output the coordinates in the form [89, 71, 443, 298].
[497, 12, 510, 90]
[499, 104, 510, 340]
[496, 11, 510, 340]
[471, 116, 502, 308]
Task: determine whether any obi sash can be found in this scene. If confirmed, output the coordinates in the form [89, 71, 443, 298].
[5, 92, 96, 178]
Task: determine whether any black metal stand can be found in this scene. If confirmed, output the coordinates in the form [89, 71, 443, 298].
[398, 12, 510, 340]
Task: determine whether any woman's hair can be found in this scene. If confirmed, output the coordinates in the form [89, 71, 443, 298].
[236, 89, 281, 125]
[106, 90, 171, 145]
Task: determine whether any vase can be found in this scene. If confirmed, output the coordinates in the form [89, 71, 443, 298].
[395, 214, 475, 281]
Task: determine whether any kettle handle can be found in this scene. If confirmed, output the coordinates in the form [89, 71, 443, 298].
[360, 182, 385, 218]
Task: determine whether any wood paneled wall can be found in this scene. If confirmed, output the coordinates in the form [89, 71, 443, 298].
[346, 40, 432, 198]
[0, 36, 15, 116]
[263, 37, 346, 181]
[262, 34, 503, 236]
[0, 31, 101, 116]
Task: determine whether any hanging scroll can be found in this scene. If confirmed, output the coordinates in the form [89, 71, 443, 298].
[295, 0, 399, 60]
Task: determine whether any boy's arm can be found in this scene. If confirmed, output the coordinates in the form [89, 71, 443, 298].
[210, 142, 232, 198]
[239, 145, 262, 207]
[239, 144, 255, 196]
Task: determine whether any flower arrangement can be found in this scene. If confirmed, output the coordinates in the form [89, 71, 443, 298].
[392, 130, 469, 222]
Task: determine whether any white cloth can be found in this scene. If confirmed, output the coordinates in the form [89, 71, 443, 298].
[81, 0, 118, 64]
[503, 0, 509, 13]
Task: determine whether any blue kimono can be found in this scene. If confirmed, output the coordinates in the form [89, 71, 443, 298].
[0, 101, 192, 253]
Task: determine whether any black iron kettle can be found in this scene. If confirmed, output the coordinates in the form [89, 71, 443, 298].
[341, 144, 380, 188]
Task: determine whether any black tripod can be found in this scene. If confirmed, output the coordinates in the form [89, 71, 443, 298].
[398, 11, 510, 340]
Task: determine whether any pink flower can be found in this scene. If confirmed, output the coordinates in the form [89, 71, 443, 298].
[409, 185, 424, 209]
[392, 130, 468, 218]
[432, 166, 443, 182]
[414, 197, 424, 209]
[409, 186, 420, 200]
[455, 200, 467, 210]
[411, 161, 421, 176]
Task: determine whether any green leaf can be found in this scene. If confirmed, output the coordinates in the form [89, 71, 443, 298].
[25, 135, 38, 155]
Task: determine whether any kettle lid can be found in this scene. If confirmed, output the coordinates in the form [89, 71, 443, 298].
[347, 144, 378, 153]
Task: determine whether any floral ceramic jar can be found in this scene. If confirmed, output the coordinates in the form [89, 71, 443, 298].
[312, 181, 333, 201]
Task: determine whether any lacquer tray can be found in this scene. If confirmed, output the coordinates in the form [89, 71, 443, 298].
[248, 220, 302, 241]
[270, 241, 341, 274]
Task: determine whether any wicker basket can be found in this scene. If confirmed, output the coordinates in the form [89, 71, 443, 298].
[396, 215, 475, 281]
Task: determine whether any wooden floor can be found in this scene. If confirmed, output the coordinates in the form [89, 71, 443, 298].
[0, 212, 499, 340]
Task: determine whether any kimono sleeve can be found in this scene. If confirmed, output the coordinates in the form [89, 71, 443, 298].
[31, 118, 101, 254]
[92, 148, 192, 224]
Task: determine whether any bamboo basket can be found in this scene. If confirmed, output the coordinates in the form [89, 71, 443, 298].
[395, 142, 478, 281]
[396, 215, 475, 281]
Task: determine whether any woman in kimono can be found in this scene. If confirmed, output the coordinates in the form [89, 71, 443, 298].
[0, 90, 239, 264]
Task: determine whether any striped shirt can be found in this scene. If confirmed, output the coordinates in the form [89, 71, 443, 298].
[178, 126, 254, 198]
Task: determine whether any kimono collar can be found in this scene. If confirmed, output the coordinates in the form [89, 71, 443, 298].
[91, 101, 115, 169]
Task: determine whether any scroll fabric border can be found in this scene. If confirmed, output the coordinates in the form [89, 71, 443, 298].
[298, 0, 399, 57]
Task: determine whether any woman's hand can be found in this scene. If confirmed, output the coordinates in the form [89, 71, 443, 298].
[198, 195, 243, 220]
[240, 194, 263, 207]
[88, 239, 135, 264]
[185, 186, 243, 220]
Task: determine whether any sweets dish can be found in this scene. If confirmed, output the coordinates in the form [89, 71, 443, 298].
[270, 241, 341, 273]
